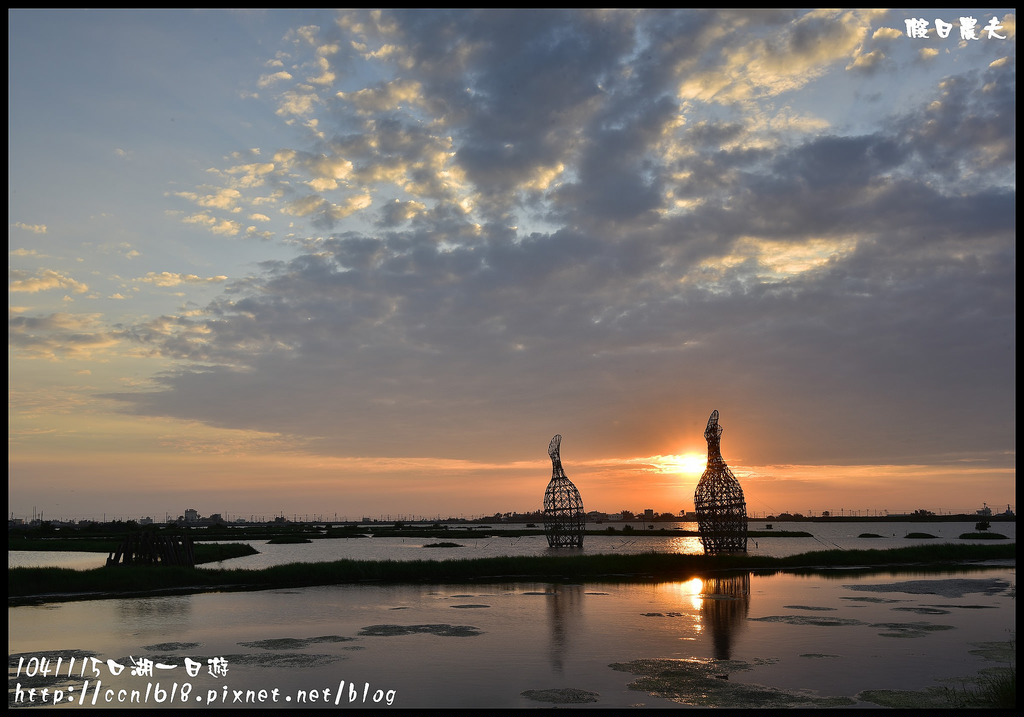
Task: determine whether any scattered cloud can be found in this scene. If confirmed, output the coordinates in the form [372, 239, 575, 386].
[10, 268, 89, 294]
[12, 222, 47, 234]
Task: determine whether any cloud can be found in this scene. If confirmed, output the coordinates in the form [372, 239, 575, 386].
[9, 312, 119, 359]
[10, 269, 88, 294]
[12, 222, 47, 234]
[137, 272, 229, 287]
[107, 10, 1013, 474]
[258, 70, 293, 88]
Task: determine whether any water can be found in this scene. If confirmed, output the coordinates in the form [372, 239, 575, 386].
[8, 566, 1015, 709]
[189, 520, 1020, 569]
[8, 521, 1014, 571]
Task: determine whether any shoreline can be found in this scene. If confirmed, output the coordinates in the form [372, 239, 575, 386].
[9, 542, 1015, 607]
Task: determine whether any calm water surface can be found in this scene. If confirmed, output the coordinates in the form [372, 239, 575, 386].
[9, 566, 1015, 709]
[9, 521, 1015, 571]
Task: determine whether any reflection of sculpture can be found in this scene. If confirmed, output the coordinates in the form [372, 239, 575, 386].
[545, 583, 583, 673]
[694, 410, 748, 554]
[543, 435, 585, 548]
[701, 573, 750, 660]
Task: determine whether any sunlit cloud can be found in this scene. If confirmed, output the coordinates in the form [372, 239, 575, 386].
[8, 9, 1014, 519]
[11, 222, 47, 234]
[10, 268, 89, 294]
[137, 272, 229, 287]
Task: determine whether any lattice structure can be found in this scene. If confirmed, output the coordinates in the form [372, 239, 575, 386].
[694, 410, 748, 554]
[106, 532, 196, 567]
[543, 434, 585, 548]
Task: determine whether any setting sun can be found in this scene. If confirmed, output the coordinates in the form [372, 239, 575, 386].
[659, 453, 708, 477]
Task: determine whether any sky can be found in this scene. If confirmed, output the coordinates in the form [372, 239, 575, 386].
[9, 9, 1016, 522]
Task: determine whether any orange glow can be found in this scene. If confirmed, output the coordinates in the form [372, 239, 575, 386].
[656, 453, 707, 477]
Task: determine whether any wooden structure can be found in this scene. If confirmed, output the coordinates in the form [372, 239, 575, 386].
[543, 434, 586, 548]
[106, 532, 196, 567]
[694, 410, 748, 554]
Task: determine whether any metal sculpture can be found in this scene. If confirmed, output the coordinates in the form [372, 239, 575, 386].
[694, 410, 748, 554]
[543, 434, 585, 548]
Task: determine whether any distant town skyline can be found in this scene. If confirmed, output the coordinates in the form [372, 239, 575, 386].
[11, 501, 1014, 526]
[9, 10, 1015, 521]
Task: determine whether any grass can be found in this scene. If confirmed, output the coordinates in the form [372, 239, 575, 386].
[8, 542, 1014, 605]
[941, 668, 1016, 708]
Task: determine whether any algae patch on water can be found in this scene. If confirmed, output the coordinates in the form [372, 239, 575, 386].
[749, 615, 865, 627]
[609, 658, 855, 708]
[238, 636, 356, 650]
[844, 578, 1011, 598]
[856, 687, 953, 708]
[891, 606, 950, 615]
[968, 640, 1015, 663]
[358, 624, 482, 637]
[871, 621, 956, 638]
[521, 688, 599, 704]
[141, 641, 202, 651]
[219, 652, 346, 668]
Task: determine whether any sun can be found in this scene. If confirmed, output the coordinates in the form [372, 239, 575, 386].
[660, 452, 707, 477]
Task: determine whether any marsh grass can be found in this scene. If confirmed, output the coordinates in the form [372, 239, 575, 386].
[941, 668, 1015, 708]
[8, 543, 1014, 604]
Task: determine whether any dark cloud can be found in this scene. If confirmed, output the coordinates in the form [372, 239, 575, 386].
[109, 10, 1014, 470]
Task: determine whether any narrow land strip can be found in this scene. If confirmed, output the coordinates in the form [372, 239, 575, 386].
[8, 543, 1014, 606]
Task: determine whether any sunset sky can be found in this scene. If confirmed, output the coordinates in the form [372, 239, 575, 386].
[9, 9, 1015, 522]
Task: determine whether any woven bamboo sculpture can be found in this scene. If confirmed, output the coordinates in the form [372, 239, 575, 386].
[694, 410, 748, 554]
[543, 434, 585, 548]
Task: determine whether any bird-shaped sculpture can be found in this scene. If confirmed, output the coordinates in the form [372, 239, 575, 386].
[542, 434, 586, 548]
[694, 410, 748, 554]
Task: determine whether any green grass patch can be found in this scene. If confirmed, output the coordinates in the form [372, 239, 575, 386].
[8, 542, 1014, 605]
[958, 532, 1007, 540]
[905, 532, 938, 539]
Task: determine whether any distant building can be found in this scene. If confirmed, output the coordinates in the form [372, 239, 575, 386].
[976, 503, 992, 517]
[184, 508, 200, 522]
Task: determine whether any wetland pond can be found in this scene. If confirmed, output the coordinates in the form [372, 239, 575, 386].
[9, 564, 1015, 709]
